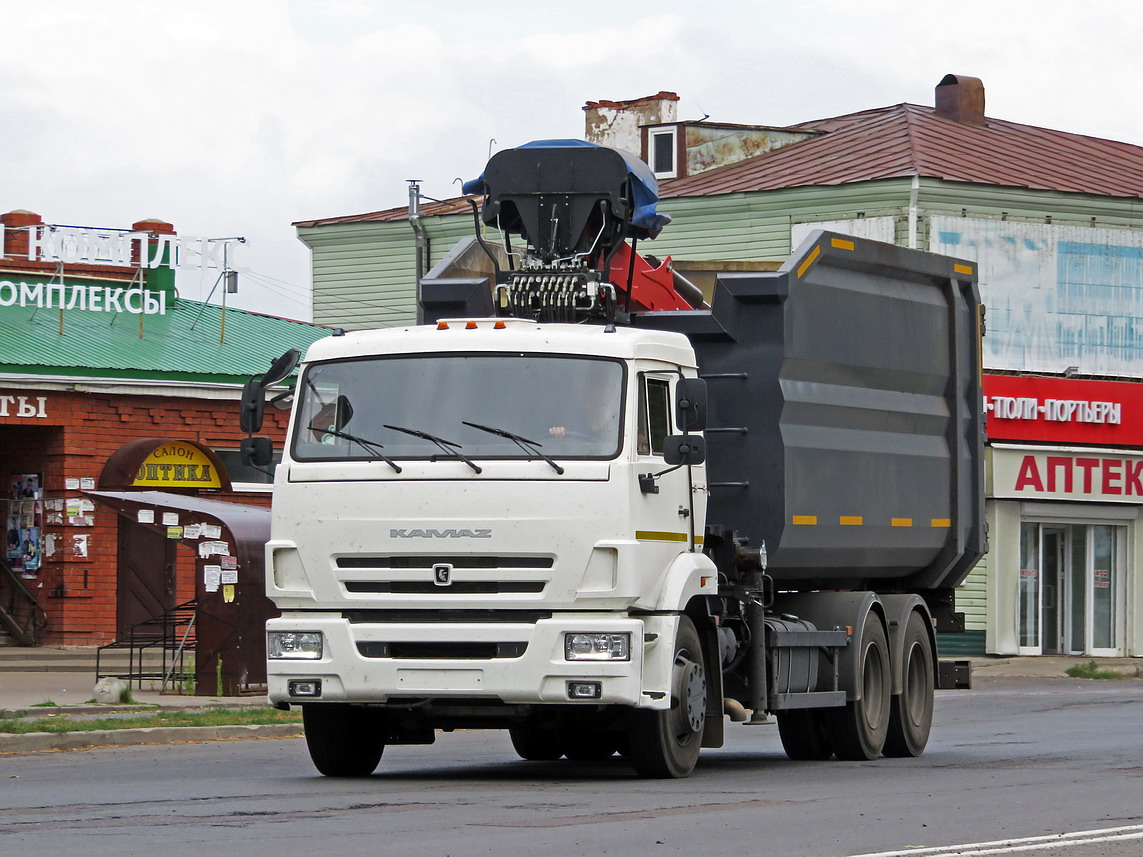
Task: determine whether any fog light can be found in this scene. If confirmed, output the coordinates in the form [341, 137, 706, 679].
[288, 679, 322, 697]
[567, 681, 602, 700]
[564, 632, 630, 661]
[268, 631, 323, 660]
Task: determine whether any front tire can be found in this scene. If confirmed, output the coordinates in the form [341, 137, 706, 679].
[828, 613, 890, 761]
[626, 615, 707, 779]
[302, 704, 386, 777]
[883, 611, 935, 757]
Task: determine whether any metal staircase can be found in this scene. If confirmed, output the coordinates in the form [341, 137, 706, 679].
[96, 599, 197, 691]
[0, 556, 48, 646]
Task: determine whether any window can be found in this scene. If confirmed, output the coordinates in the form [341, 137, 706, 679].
[213, 448, 280, 486]
[649, 129, 677, 179]
[292, 354, 626, 462]
[637, 376, 672, 455]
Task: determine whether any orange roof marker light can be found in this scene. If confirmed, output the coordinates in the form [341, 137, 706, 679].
[493, 320, 506, 329]
[437, 321, 450, 330]
[465, 320, 478, 329]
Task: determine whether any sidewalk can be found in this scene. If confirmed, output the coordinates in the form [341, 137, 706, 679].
[967, 654, 1142, 680]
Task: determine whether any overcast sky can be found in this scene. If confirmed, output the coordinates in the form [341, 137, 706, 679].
[2, 0, 1140, 322]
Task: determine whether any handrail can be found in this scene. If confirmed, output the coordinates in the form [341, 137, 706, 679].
[0, 556, 49, 646]
[96, 598, 198, 692]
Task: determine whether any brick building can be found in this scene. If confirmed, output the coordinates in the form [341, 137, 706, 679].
[0, 210, 328, 654]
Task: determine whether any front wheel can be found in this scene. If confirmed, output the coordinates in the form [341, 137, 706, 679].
[626, 615, 707, 779]
[828, 613, 891, 761]
[302, 704, 387, 777]
[883, 611, 935, 757]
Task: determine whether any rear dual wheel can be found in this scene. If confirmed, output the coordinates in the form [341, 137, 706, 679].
[829, 613, 891, 761]
[883, 611, 935, 757]
[777, 709, 833, 760]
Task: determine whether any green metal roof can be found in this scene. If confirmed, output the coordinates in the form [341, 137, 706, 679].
[0, 292, 331, 384]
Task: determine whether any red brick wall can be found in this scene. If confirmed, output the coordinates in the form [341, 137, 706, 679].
[1, 386, 288, 645]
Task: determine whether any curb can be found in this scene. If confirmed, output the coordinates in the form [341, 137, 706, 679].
[0, 723, 304, 754]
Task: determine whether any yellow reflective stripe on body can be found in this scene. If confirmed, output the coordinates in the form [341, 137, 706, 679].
[831, 238, 855, 251]
[796, 245, 821, 278]
[635, 530, 688, 543]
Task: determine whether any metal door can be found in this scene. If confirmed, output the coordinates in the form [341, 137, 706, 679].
[116, 520, 177, 637]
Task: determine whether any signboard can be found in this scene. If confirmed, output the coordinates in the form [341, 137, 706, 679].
[930, 217, 1143, 378]
[984, 375, 1143, 446]
[99, 438, 232, 492]
[131, 442, 224, 488]
[992, 446, 1143, 503]
[0, 223, 242, 272]
[0, 394, 47, 419]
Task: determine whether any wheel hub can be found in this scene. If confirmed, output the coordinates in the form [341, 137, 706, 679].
[675, 660, 706, 734]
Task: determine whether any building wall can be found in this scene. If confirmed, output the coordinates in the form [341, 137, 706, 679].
[1, 385, 286, 645]
[301, 214, 479, 330]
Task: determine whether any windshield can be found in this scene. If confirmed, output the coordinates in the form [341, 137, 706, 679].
[292, 353, 625, 462]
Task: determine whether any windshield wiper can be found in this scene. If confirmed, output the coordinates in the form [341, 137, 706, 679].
[309, 425, 402, 473]
[462, 421, 564, 475]
[383, 424, 482, 474]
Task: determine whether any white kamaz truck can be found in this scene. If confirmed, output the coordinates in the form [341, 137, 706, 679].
[242, 141, 985, 778]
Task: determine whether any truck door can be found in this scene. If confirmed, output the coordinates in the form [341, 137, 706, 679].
[634, 372, 703, 553]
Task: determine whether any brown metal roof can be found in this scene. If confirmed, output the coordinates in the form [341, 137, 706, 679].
[293, 196, 475, 228]
[663, 103, 1143, 199]
[295, 101, 1143, 229]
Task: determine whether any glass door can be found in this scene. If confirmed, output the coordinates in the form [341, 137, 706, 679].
[1090, 525, 1120, 655]
[1018, 520, 1125, 656]
[1017, 522, 1042, 654]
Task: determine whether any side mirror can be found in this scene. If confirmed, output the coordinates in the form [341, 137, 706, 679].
[675, 378, 708, 432]
[239, 378, 265, 433]
[262, 348, 301, 388]
[240, 435, 274, 467]
[334, 395, 354, 430]
[663, 434, 706, 466]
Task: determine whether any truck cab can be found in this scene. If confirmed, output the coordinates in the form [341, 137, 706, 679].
[265, 318, 717, 775]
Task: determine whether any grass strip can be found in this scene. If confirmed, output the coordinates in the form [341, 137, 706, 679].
[0, 707, 302, 734]
[1065, 660, 1125, 680]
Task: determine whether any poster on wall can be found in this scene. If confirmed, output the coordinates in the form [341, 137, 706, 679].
[930, 217, 1143, 377]
[6, 474, 43, 576]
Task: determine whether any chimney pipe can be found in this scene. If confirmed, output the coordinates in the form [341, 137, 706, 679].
[935, 74, 985, 126]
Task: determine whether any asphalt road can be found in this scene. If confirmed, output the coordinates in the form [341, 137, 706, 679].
[1, 676, 1141, 857]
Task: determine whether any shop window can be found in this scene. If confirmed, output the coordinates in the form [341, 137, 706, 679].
[213, 449, 279, 487]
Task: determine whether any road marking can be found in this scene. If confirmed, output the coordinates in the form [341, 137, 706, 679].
[847, 824, 1143, 857]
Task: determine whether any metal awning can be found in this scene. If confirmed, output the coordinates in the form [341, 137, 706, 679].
[86, 490, 269, 569]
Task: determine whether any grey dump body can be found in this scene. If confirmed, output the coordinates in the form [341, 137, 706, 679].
[635, 231, 985, 592]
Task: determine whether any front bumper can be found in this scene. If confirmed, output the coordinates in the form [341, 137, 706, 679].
[267, 612, 679, 710]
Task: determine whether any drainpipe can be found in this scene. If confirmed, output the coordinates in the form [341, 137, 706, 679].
[907, 174, 920, 249]
[408, 180, 428, 320]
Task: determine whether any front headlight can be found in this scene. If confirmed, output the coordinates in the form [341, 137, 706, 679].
[564, 632, 630, 661]
[267, 631, 323, 660]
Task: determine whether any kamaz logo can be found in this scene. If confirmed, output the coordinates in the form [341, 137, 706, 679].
[389, 528, 493, 539]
